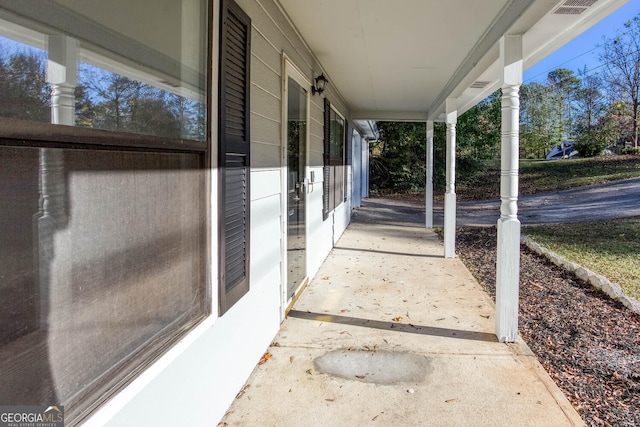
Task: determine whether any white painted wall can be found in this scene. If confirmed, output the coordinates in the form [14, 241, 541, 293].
[352, 131, 363, 208]
[83, 0, 358, 425]
[333, 201, 351, 246]
[362, 139, 370, 199]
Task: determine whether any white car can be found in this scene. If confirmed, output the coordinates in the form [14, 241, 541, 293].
[546, 143, 579, 160]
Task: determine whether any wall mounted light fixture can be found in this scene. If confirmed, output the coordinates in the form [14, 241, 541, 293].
[311, 73, 328, 96]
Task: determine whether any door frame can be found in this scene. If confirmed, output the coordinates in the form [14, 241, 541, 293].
[280, 54, 311, 320]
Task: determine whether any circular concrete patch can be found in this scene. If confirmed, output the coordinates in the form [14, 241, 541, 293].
[313, 350, 432, 384]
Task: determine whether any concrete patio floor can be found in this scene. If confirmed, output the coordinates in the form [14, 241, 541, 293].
[220, 199, 584, 427]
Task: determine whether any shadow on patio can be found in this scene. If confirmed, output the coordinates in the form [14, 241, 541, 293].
[220, 198, 583, 426]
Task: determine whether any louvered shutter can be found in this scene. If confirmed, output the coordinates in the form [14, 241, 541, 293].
[219, 0, 251, 314]
[344, 122, 351, 202]
[322, 97, 331, 220]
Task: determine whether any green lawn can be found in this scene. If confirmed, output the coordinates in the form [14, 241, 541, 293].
[520, 155, 640, 192]
[523, 217, 640, 300]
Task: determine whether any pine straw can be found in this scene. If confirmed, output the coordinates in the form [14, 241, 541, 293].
[454, 227, 640, 427]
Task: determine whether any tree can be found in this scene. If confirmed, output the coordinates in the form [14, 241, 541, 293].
[574, 72, 608, 156]
[88, 71, 135, 132]
[457, 91, 501, 161]
[74, 83, 95, 128]
[168, 93, 207, 140]
[0, 51, 50, 122]
[547, 68, 580, 150]
[127, 84, 180, 138]
[455, 91, 502, 182]
[370, 122, 426, 192]
[520, 82, 554, 158]
[600, 16, 640, 147]
[81, 67, 182, 138]
[370, 92, 501, 194]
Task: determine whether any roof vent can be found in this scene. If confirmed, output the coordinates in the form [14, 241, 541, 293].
[554, 0, 598, 15]
[563, 0, 598, 6]
[470, 81, 491, 89]
[555, 7, 586, 14]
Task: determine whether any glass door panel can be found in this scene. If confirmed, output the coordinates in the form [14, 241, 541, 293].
[286, 77, 307, 300]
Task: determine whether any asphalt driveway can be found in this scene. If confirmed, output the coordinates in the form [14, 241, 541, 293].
[433, 176, 640, 227]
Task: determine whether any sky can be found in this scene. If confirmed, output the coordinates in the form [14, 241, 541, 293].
[523, 0, 640, 84]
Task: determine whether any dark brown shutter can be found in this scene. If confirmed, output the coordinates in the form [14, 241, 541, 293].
[322, 97, 331, 220]
[219, 0, 251, 314]
[344, 122, 351, 202]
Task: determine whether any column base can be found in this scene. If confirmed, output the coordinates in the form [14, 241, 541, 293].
[495, 217, 521, 342]
[443, 192, 456, 258]
[425, 183, 433, 228]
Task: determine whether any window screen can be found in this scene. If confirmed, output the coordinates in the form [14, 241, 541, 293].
[322, 99, 345, 217]
[0, 1, 210, 424]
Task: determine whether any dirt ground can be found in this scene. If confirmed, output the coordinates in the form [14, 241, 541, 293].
[453, 227, 640, 427]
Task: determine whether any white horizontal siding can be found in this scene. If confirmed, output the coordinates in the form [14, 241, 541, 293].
[89, 0, 362, 425]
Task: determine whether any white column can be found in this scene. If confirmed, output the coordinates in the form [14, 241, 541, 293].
[443, 99, 457, 258]
[425, 121, 434, 228]
[363, 139, 369, 198]
[36, 35, 76, 329]
[47, 35, 77, 126]
[496, 35, 523, 343]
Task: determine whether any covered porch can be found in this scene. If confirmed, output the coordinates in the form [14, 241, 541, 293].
[280, 0, 629, 342]
[220, 198, 582, 426]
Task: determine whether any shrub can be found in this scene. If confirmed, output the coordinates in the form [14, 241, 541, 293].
[621, 146, 640, 155]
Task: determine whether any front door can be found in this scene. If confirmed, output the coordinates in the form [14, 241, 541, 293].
[286, 76, 307, 302]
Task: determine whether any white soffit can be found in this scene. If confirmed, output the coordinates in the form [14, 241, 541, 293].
[451, 0, 629, 118]
[278, 0, 510, 117]
[277, 0, 628, 121]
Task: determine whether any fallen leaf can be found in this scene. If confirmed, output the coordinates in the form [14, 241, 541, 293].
[258, 352, 272, 365]
[340, 309, 349, 313]
[392, 316, 403, 322]
[355, 375, 366, 379]
[235, 384, 250, 399]
[325, 398, 335, 402]
[306, 369, 312, 375]
[289, 356, 295, 363]
[445, 398, 459, 403]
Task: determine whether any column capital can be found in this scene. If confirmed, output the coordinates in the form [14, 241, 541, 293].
[47, 35, 78, 86]
[500, 35, 522, 87]
[425, 120, 434, 228]
[445, 98, 457, 124]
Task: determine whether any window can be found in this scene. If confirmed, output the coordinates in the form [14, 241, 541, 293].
[0, 1, 209, 425]
[323, 98, 346, 219]
[218, 0, 251, 313]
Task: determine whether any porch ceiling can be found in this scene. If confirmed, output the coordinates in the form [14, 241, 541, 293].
[277, 0, 628, 126]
